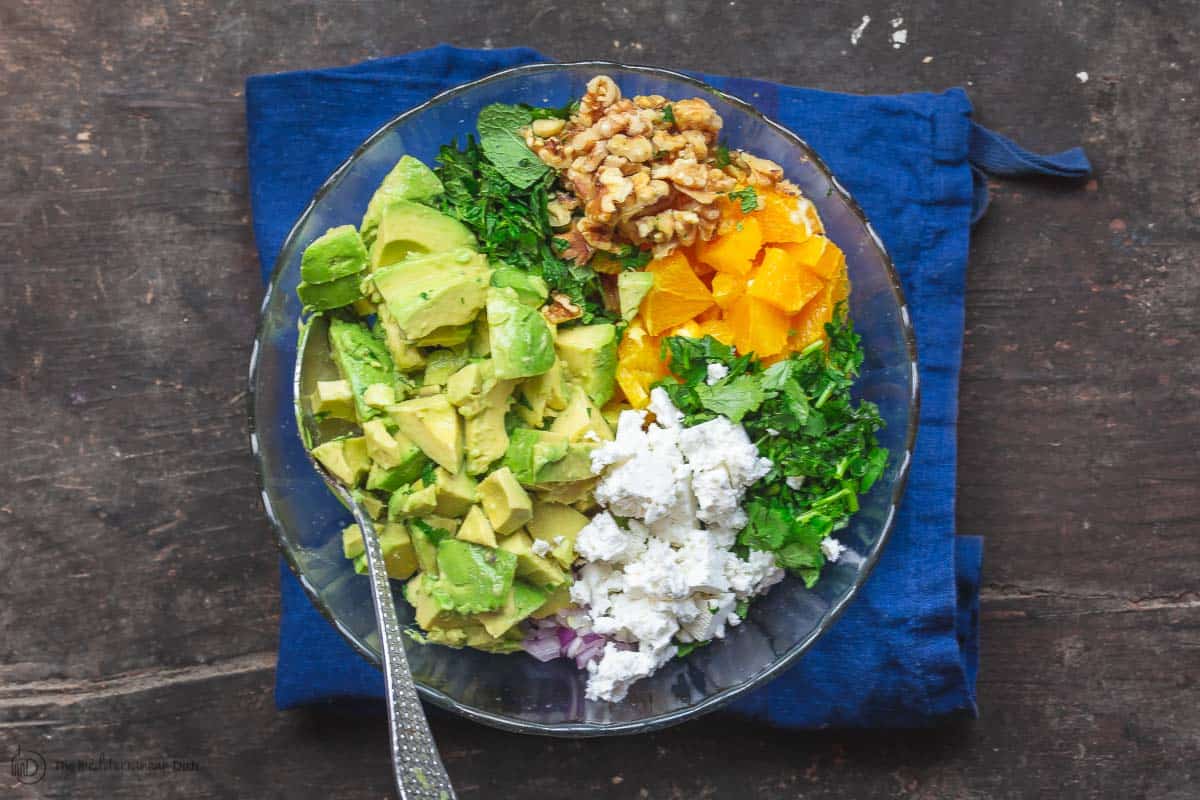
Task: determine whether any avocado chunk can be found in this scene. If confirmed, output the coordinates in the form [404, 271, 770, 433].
[477, 467, 534, 535]
[490, 266, 549, 306]
[468, 317, 491, 357]
[405, 572, 464, 628]
[456, 504, 498, 548]
[498, 530, 568, 588]
[375, 306, 426, 373]
[534, 478, 598, 507]
[362, 383, 395, 409]
[445, 361, 495, 417]
[549, 384, 614, 443]
[352, 489, 387, 520]
[359, 156, 445, 247]
[478, 581, 548, 637]
[527, 501, 589, 569]
[487, 286, 556, 379]
[341, 524, 365, 559]
[429, 539, 517, 614]
[516, 359, 568, 428]
[421, 348, 470, 387]
[372, 249, 491, 339]
[297, 272, 364, 311]
[434, 467, 477, 517]
[345, 522, 420, 580]
[368, 200, 476, 270]
[312, 437, 370, 487]
[408, 518, 453, 576]
[328, 317, 396, 419]
[503, 429, 569, 486]
[415, 324, 473, 348]
[311, 379, 357, 421]
[362, 422, 429, 487]
[388, 395, 463, 473]
[531, 584, 572, 619]
[533, 443, 597, 484]
[463, 379, 517, 475]
[617, 271, 656, 321]
[387, 481, 438, 520]
[555, 323, 617, 406]
[301, 225, 369, 284]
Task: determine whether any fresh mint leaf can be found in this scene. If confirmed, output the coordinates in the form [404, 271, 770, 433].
[728, 186, 759, 213]
[694, 374, 765, 422]
[477, 104, 550, 189]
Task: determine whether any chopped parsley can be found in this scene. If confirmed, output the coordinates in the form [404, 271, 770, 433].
[662, 104, 676, 125]
[728, 186, 759, 213]
[714, 143, 732, 168]
[654, 308, 887, 586]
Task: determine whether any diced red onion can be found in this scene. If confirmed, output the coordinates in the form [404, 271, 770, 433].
[556, 626, 577, 648]
[522, 634, 563, 663]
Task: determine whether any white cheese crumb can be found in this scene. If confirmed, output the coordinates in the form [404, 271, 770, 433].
[891, 29, 908, 48]
[821, 536, 846, 563]
[531, 538, 552, 557]
[785, 476, 805, 490]
[850, 15, 871, 45]
[1076, 71, 1089, 83]
[766, 427, 781, 437]
[705, 363, 730, 385]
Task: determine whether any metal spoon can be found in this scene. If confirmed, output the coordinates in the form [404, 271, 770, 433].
[295, 313, 456, 800]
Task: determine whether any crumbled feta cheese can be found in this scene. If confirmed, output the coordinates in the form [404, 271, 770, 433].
[785, 476, 805, 490]
[766, 427, 781, 437]
[575, 512, 646, 564]
[647, 386, 684, 428]
[705, 363, 730, 385]
[820, 536, 846, 563]
[531, 538, 552, 557]
[585, 644, 670, 703]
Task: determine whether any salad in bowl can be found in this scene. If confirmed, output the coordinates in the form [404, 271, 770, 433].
[294, 75, 887, 703]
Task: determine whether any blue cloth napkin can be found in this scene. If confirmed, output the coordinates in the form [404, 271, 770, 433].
[247, 45, 1089, 728]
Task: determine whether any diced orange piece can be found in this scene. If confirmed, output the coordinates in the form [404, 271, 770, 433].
[728, 295, 790, 358]
[779, 236, 844, 280]
[616, 365, 656, 408]
[831, 268, 851, 305]
[697, 318, 735, 346]
[617, 318, 666, 374]
[641, 251, 715, 335]
[711, 272, 747, 310]
[694, 216, 762, 276]
[746, 247, 826, 313]
[755, 191, 816, 244]
[668, 320, 704, 339]
[789, 282, 835, 350]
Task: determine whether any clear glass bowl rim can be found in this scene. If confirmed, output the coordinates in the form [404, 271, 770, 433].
[247, 60, 920, 737]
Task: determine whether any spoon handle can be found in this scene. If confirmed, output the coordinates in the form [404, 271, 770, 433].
[355, 510, 457, 800]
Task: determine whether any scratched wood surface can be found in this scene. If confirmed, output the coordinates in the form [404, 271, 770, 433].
[2, 1, 1198, 798]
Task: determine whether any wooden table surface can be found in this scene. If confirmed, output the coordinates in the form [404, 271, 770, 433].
[3, 1, 1197, 797]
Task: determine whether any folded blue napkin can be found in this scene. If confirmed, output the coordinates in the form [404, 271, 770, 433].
[247, 45, 1089, 728]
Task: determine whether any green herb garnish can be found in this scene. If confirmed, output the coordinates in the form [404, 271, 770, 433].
[662, 104, 676, 125]
[714, 143, 732, 168]
[728, 186, 759, 213]
[476, 104, 551, 189]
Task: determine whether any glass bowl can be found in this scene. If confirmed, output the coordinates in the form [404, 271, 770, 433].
[248, 62, 917, 736]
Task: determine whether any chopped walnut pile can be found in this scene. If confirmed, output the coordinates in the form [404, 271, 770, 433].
[525, 75, 795, 262]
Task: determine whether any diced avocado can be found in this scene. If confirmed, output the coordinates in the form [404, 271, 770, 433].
[463, 379, 517, 475]
[456, 505, 498, 547]
[497, 530, 568, 588]
[409, 518, 453, 576]
[477, 467, 534, 535]
[301, 225, 369, 284]
[487, 286, 556, 380]
[533, 443, 596, 484]
[503, 429, 569, 486]
[416, 324, 473, 348]
[600, 401, 629, 430]
[617, 271, 656, 321]
[429, 539, 517, 614]
[421, 348, 470, 387]
[531, 584, 572, 619]
[341, 524, 365, 559]
[372, 248, 490, 339]
[466, 627, 526, 653]
[405, 573, 463, 628]
[359, 157, 445, 247]
[478, 581, 548, 637]
[555, 323, 617, 406]
[468, 317, 491, 357]
[312, 437, 370, 487]
[375, 306, 426, 373]
[421, 514, 461, 537]
[534, 478, 598, 507]
[445, 361, 496, 417]
[387, 481, 438, 520]
[434, 467, 477, 517]
[490, 266, 549, 306]
[527, 501, 589, 569]
[297, 272, 364, 311]
[388, 395, 462, 472]
[311, 379, 357, 421]
[380, 522, 419, 579]
[353, 489, 387, 520]
[368, 200, 476, 270]
[517, 359, 568, 428]
[549, 384, 614, 443]
[363, 419, 402, 467]
[362, 422, 428, 487]
[362, 383, 395, 409]
[328, 317, 396, 419]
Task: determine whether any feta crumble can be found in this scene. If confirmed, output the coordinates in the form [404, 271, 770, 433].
[820, 536, 846, 563]
[705, 362, 730, 385]
[531, 538, 553, 557]
[578, 390, 781, 702]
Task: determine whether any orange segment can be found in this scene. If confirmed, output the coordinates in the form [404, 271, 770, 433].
[694, 216, 762, 276]
[728, 295, 790, 358]
[697, 318, 735, 346]
[746, 247, 826, 313]
[754, 191, 816, 244]
[617, 318, 665, 374]
[696, 305, 723, 323]
[641, 251, 715, 335]
[667, 320, 704, 339]
[779, 236, 844, 280]
[789, 282, 835, 350]
[711, 272, 747, 310]
[616, 365, 655, 408]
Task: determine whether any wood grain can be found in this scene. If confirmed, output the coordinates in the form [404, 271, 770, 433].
[1, 0, 1197, 798]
